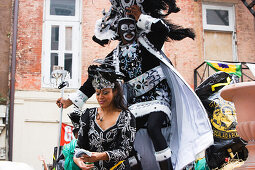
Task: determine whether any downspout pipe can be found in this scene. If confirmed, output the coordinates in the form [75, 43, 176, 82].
[9, 0, 19, 161]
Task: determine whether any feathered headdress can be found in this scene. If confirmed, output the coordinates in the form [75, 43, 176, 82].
[92, 72, 115, 89]
[88, 64, 123, 89]
[93, 0, 194, 45]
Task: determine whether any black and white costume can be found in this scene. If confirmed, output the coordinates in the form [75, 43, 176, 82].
[76, 107, 136, 170]
[70, 13, 213, 169]
[73, 14, 173, 164]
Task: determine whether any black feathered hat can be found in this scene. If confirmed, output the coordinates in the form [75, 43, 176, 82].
[88, 64, 124, 90]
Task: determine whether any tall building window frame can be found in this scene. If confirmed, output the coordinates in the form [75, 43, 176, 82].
[44, 0, 80, 22]
[202, 3, 237, 62]
[202, 3, 235, 32]
[42, 0, 82, 88]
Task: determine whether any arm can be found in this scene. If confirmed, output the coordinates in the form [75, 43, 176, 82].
[127, 5, 169, 34]
[76, 109, 90, 150]
[68, 76, 95, 109]
[127, 5, 170, 50]
[73, 109, 96, 169]
[38, 155, 48, 170]
[42, 160, 48, 170]
[56, 77, 94, 110]
[137, 14, 169, 50]
[136, 14, 169, 35]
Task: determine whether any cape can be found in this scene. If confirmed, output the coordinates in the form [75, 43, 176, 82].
[133, 36, 214, 170]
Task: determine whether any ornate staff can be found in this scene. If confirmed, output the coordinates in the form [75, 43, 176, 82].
[51, 66, 69, 161]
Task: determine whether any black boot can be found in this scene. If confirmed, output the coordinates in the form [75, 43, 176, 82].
[129, 155, 143, 170]
[159, 158, 173, 170]
[131, 161, 143, 170]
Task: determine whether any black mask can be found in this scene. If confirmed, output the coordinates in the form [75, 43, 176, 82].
[118, 18, 137, 44]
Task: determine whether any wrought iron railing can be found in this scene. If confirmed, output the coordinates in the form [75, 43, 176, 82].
[194, 61, 255, 89]
[241, 0, 255, 17]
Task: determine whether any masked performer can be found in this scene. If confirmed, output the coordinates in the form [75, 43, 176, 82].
[72, 66, 136, 170]
[57, 2, 213, 170]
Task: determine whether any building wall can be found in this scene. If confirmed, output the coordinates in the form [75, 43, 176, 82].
[81, 0, 114, 83]
[0, 0, 12, 161]
[0, 0, 12, 98]
[12, 91, 98, 169]
[16, 0, 43, 90]
[13, 0, 255, 169]
[164, 0, 205, 89]
[15, 0, 255, 90]
[235, 1, 255, 62]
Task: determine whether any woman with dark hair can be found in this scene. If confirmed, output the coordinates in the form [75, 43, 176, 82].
[72, 66, 136, 170]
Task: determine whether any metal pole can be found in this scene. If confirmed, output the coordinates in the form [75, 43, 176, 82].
[9, 0, 19, 161]
[57, 87, 64, 157]
[51, 68, 68, 170]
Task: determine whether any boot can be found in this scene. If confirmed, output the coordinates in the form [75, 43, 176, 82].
[159, 158, 173, 170]
[131, 161, 143, 170]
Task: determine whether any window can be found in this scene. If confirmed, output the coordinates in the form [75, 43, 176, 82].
[202, 3, 237, 66]
[45, 0, 80, 21]
[202, 4, 234, 31]
[50, 0, 76, 16]
[42, 0, 81, 88]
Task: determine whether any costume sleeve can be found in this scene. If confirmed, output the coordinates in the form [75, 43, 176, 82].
[76, 109, 90, 150]
[137, 14, 169, 35]
[106, 111, 136, 162]
[68, 76, 95, 109]
[137, 14, 170, 50]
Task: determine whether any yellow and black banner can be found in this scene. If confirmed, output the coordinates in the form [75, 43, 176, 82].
[213, 127, 239, 139]
[209, 97, 239, 139]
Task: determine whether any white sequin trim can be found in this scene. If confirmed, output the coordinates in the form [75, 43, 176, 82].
[137, 14, 159, 31]
[105, 151, 111, 162]
[127, 66, 165, 97]
[69, 90, 88, 109]
[128, 156, 138, 167]
[74, 148, 92, 158]
[128, 100, 171, 120]
[155, 147, 171, 161]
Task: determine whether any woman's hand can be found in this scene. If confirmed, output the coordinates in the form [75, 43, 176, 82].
[73, 157, 94, 170]
[126, 5, 141, 21]
[80, 152, 109, 162]
[56, 97, 73, 108]
[73, 152, 109, 169]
